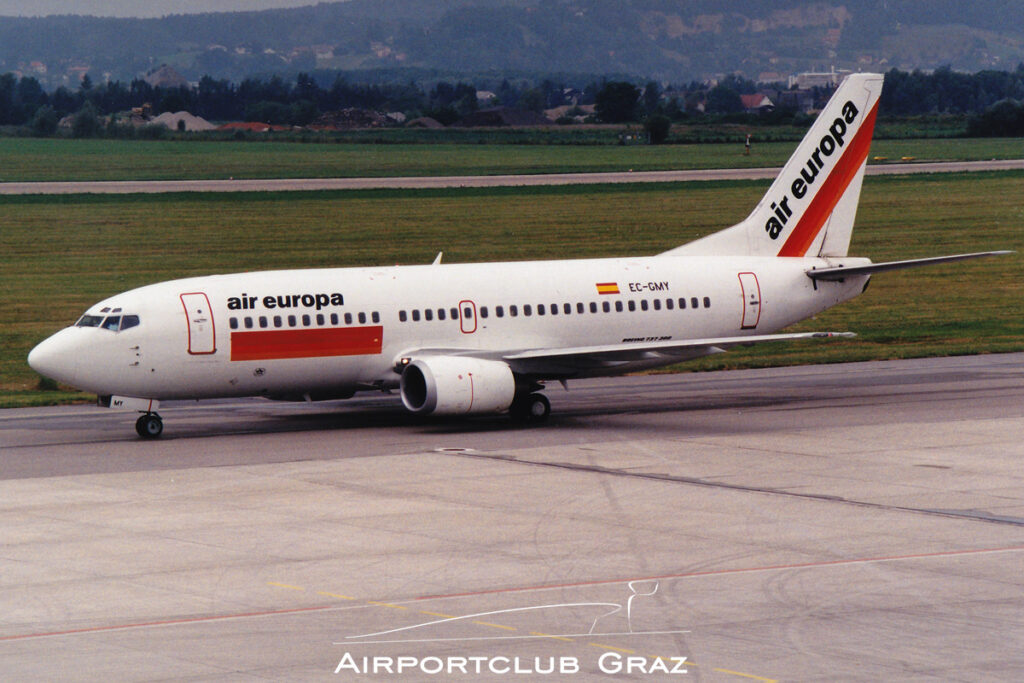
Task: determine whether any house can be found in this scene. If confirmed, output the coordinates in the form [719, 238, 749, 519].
[151, 111, 216, 132]
[740, 93, 775, 113]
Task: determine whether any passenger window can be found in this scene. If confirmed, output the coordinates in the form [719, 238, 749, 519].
[316, 314, 325, 326]
[523, 305, 532, 316]
[345, 313, 353, 325]
[641, 300, 649, 311]
[627, 300, 636, 312]
[510, 305, 518, 317]
[653, 299, 661, 311]
[496, 305, 504, 318]
[331, 313, 339, 325]
[691, 297, 699, 309]
[302, 314, 311, 326]
[425, 309, 433, 321]
[666, 298, 674, 310]
[602, 301, 610, 313]
[566, 303, 573, 315]
[537, 304, 545, 315]
[704, 297, 711, 308]
[480, 306, 488, 319]
[450, 308, 458, 320]
[274, 316, 283, 328]
[679, 298, 687, 309]
[463, 307, 473, 319]
[287, 315, 296, 327]
[399, 310, 407, 322]
[615, 301, 623, 312]
[101, 316, 121, 331]
[229, 317, 238, 330]
[549, 304, 557, 316]
[259, 316, 269, 328]
[412, 310, 420, 322]
[590, 302, 597, 313]
[244, 317, 254, 329]
[438, 308, 446, 321]
[372, 312, 380, 323]
[358, 312, 366, 324]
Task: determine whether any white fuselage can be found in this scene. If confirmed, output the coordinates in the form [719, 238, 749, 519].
[29, 254, 868, 402]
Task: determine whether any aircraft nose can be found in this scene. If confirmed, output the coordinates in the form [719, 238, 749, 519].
[28, 329, 81, 386]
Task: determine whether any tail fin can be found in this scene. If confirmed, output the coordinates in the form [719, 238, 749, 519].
[663, 73, 883, 259]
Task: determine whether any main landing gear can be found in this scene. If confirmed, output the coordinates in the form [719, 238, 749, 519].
[510, 392, 551, 423]
[135, 412, 163, 439]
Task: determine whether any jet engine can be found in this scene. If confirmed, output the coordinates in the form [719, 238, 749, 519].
[400, 356, 515, 415]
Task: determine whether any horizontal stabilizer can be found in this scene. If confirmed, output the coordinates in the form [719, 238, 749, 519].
[807, 251, 1013, 281]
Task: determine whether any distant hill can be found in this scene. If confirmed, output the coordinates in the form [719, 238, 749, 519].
[3, 0, 1023, 87]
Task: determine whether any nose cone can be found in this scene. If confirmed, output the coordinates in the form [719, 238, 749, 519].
[28, 328, 83, 388]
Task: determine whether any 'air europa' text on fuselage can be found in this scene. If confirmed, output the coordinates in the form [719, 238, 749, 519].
[226, 292, 345, 311]
[764, 100, 861, 240]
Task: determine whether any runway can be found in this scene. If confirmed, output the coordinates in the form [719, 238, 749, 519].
[2, 353, 1023, 680]
[1, 159, 1022, 194]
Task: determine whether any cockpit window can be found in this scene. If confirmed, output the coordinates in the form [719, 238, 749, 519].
[76, 313, 140, 330]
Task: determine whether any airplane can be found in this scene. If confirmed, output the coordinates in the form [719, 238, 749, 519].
[28, 73, 1008, 438]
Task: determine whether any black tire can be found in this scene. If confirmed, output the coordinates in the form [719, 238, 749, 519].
[511, 393, 550, 422]
[135, 414, 163, 439]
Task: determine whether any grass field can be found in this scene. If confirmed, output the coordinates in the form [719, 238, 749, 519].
[0, 136, 1021, 182]
[2, 171, 1021, 408]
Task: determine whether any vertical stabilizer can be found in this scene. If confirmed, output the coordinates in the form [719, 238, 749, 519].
[662, 73, 883, 258]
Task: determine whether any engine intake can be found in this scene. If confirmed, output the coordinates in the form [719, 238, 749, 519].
[400, 356, 515, 415]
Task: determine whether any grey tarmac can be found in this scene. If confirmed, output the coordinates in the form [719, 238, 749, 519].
[2, 353, 1023, 681]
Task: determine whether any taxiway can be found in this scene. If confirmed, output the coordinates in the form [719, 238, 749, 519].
[2, 354, 1023, 681]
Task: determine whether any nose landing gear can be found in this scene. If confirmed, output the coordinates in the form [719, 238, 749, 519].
[135, 412, 163, 439]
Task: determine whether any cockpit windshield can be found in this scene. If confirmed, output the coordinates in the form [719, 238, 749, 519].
[76, 313, 140, 331]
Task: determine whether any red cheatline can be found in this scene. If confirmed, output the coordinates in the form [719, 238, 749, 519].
[231, 326, 383, 361]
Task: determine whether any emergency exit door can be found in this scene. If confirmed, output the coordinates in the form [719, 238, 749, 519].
[738, 272, 761, 330]
[180, 292, 216, 354]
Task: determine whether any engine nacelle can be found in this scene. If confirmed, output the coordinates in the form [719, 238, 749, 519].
[400, 356, 515, 415]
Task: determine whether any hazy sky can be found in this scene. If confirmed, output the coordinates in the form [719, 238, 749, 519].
[0, 1, 327, 18]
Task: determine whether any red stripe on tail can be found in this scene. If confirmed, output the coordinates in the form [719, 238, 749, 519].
[777, 101, 879, 257]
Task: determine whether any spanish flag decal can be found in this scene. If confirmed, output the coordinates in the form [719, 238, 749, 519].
[596, 282, 620, 295]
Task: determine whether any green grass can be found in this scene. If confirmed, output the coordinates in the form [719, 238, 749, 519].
[0, 137, 1020, 182]
[3, 171, 1022, 407]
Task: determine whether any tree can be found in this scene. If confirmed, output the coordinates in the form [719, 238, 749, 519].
[72, 101, 101, 138]
[642, 80, 662, 115]
[705, 85, 743, 114]
[595, 82, 640, 123]
[644, 114, 671, 144]
[31, 105, 58, 136]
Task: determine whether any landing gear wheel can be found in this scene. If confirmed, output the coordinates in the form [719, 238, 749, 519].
[135, 413, 163, 439]
[511, 393, 550, 423]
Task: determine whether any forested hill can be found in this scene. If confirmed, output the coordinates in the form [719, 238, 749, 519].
[2, 0, 1023, 86]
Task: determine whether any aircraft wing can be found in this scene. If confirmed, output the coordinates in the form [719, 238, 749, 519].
[489, 331, 855, 376]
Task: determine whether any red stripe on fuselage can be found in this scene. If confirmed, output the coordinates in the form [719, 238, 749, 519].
[777, 100, 879, 257]
[230, 326, 383, 361]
